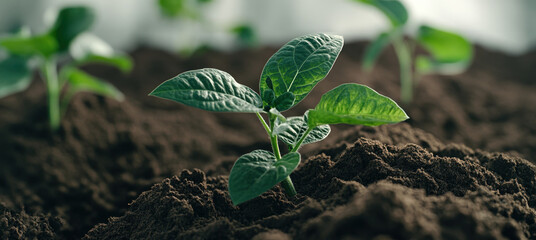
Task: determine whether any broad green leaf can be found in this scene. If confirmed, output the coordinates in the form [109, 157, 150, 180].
[66, 68, 124, 101]
[0, 56, 32, 98]
[274, 115, 330, 149]
[228, 150, 300, 205]
[260, 33, 343, 110]
[149, 68, 263, 113]
[0, 34, 57, 57]
[49, 6, 95, 51]
[417, 25, 472, 64]
[308, 83, 408, 127]
[362, 32, 391, 71]
[356, 0, 408, 27]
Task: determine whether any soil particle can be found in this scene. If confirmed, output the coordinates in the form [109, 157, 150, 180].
[84, 125, 536, 239]
[0, 203, 62, 240]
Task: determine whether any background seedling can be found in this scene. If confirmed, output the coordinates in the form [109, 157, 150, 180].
[354, 0, 473, 104]
[150, 33, 409, 205]
[157, 0, 258, 53]
[0, 6, 132, 131]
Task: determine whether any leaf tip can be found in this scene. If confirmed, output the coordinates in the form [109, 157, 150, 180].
[148, 89, 158, 97]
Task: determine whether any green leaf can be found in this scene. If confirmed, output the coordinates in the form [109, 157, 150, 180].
[356, 0, 408, 27]
[158, 0, 185, 17]
[49, 6, 95, 51]
[417, 25, 472, 64]
[0, 56, 32, 98]
[362, 32, 392, 71]
[0, 34, 58, 57]
[260, 33, 343, 110]
[78, 54, 133, 73]
[274, 115, 330, 149]
[231, 24, 257, 47]
[149, 68, 263, 113]
[66, 68, 124, 101]
[308, 83, 408, 127]
[262, 89, 275, 108]
[415, 55, 434, 75]
[273, 92, 295, 111]
[228, 150, 300, 205]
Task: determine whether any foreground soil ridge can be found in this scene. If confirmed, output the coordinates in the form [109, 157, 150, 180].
[84, 126, 536, 239]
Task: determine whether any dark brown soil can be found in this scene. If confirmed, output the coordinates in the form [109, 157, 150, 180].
[84, 124, 536, 239]
[0, 203, 61, 240]
[0, 41, 534, 239]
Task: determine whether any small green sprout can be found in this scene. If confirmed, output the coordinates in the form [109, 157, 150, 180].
[230, 24, 257, 48]
[150, 33, 409, 205]
[0, 6, 132, 131]
[354, 0, 473, 103]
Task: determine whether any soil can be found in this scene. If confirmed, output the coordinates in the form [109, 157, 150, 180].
[0, 41, 535, 239]
[84, 124, 536, 239]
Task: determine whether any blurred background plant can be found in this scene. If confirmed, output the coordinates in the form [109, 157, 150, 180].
[0, 6, 132, 130]
[355, 0, 473, 104]
[0, 0, 534, 112]
[0, 0, 532, 55]
[156, 0, 257, 55]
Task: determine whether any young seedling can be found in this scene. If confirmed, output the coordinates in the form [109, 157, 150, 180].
[354, 0, 473, 103]
[0, 6, 132, 131]
[150, 33, 409, 205]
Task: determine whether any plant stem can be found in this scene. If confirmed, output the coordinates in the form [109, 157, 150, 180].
[392, 38, 413, 104]
[290, 127, 312, 153]
[280, 176, 297, 196]
[43, 57, 60, 131]
[256, 112, 271, 134]
[266, 112, 297, 197]
[268, 114, 283, 160]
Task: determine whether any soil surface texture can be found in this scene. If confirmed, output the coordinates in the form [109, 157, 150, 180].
[85, 124, 536, 239]
[0, 41, 534, 239]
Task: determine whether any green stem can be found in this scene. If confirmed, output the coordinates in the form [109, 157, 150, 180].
[290, 127, 312, 153]
[256, 112, 271, 134]
[280, 176, 297, 197]
[265, 111, 297, 197]
[42, 57, 60, 131]
[392, 38, 413, 104]
[268, 114, 282, 160]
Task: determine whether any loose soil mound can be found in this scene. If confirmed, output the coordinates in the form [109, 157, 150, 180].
[84, 124, 536, 239]
[0, 203, 61, 240]
[0, 85, 267, 238]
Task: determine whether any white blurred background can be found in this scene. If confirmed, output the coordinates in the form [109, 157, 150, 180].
[0, 0, 534, 54]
